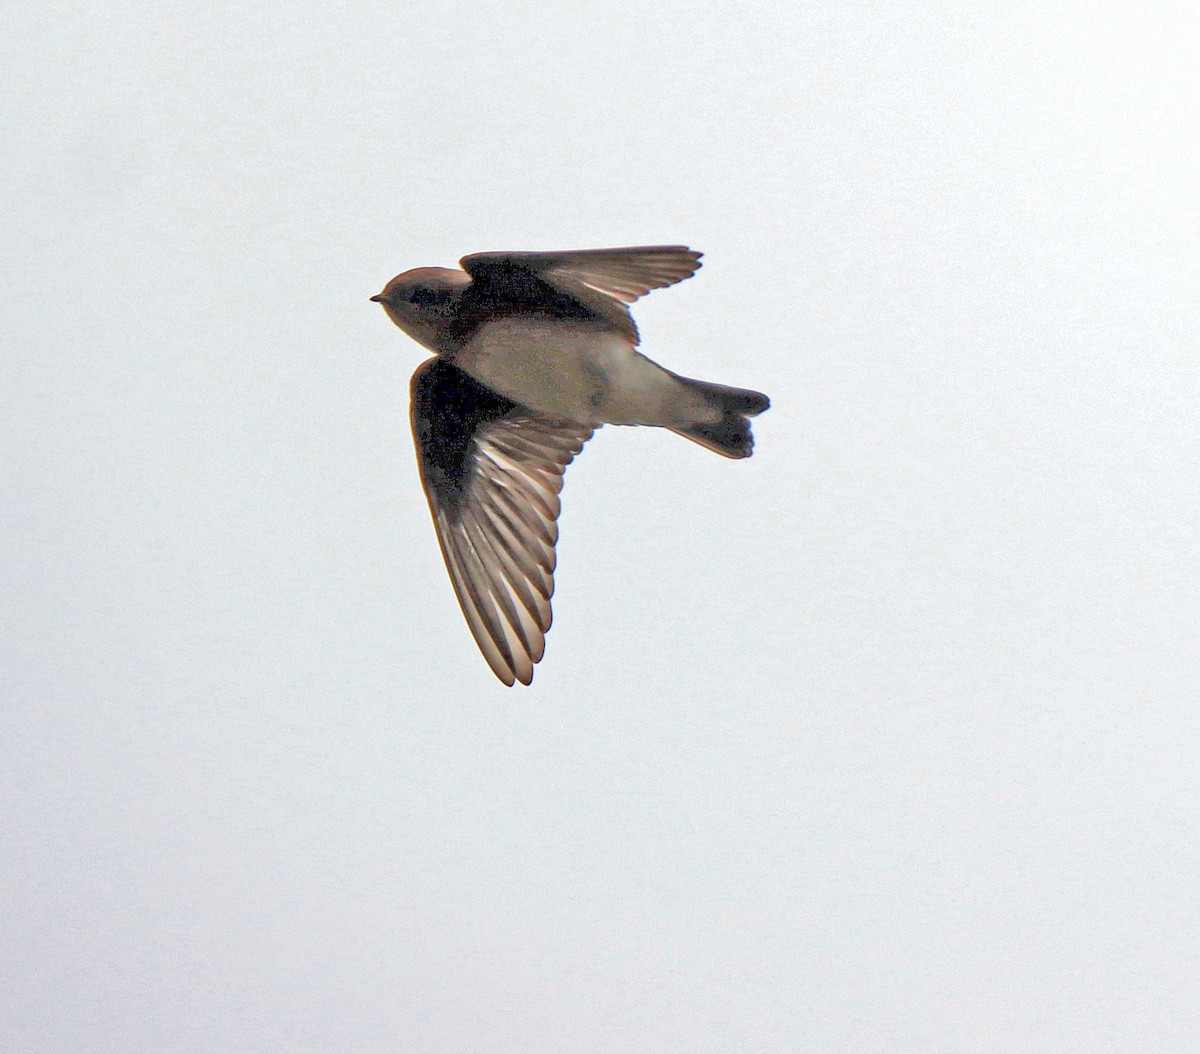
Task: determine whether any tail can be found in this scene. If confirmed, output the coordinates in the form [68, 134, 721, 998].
[668, 376, 771, 459]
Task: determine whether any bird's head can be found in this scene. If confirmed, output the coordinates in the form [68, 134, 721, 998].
[371, 267, 470, 351]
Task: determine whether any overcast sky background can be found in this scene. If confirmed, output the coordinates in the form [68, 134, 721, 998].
[3, 3, 1198, 1051]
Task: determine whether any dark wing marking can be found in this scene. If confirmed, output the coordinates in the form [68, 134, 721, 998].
[410, 358, 593, 686]
[459, 246, 702, 344]
[447, 257, 598, 347]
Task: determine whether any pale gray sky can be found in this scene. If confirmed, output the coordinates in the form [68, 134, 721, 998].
[3, 3, 1198, 1051]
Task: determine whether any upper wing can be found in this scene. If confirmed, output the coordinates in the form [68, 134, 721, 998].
[459, 246, 703, 343]
[460, 246, 702, 302]
[410, 358, 593, 686]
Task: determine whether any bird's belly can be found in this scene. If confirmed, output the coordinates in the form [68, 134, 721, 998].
[456, 318, 683, 425]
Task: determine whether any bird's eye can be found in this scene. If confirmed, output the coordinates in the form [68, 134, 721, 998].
[409, 288, 442, 307]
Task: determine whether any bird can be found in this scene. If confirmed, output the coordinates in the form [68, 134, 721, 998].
[371, 246, 769, 686]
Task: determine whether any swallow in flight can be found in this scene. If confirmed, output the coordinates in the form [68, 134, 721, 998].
[372, 246, 769, 685]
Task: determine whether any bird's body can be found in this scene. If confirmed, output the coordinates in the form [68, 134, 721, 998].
[373, 246, 769, 685]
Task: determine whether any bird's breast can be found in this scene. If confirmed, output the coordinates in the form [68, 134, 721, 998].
[452, 318, 616, 422]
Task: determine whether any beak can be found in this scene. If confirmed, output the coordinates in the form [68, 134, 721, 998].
[370, 294, 386, 303]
